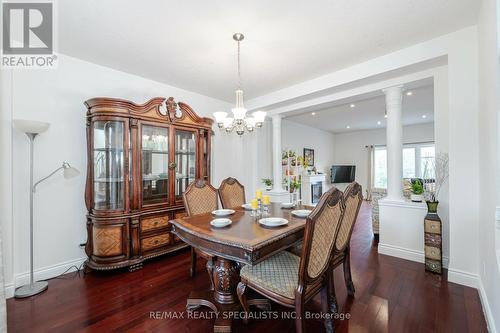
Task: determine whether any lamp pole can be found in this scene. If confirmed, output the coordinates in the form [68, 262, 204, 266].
[15, 132, 49, 298]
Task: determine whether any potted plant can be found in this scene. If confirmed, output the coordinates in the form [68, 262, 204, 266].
[261, 178, 273, 191]
[424, 153, 449, 213]
[410, 180, 424, 202]
[289, 178, 301, 193]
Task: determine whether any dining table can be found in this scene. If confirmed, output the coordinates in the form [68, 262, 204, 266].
[169, 202, 313, 332]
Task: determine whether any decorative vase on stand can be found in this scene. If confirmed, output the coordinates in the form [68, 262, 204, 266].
[424, 201, 442, 274]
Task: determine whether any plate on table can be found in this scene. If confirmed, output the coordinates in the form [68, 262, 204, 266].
[258, 217, 289, 227]
[291, 209, 312, 218]
[281, 202, 295, 209]
[241, 204, 252, 210]
[212, 209, 235, 216]
[210, 218, 232, 228]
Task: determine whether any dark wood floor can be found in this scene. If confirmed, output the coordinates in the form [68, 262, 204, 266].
[7, 202, 488, 332]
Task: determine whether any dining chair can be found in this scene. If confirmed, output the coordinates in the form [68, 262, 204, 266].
[237, 187, 345, 333]
[329, 182, 363, 312]
[218, 177, 246, 209]
[182, 179, 218, 288]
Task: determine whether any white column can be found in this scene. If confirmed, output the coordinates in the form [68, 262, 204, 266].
[272, 114, 283, 191]
[383, 85, 404, 201]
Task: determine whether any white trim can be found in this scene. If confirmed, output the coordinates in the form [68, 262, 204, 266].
[378, 198, 428, 210]
[447, 268, 479, 288]
[378, 243, 449, 268]
[478, 278, 498, 333]
[496, 206, 500, 223]
[4, 257, 86, 298]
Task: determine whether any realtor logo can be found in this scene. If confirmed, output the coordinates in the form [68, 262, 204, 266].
[2, 1, 57, 68]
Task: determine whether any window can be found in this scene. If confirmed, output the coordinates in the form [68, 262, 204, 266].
[373, 142, 435, 189]
[374, 148, 387, 188]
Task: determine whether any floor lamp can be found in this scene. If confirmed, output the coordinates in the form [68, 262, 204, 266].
[13, 119, 80, 298]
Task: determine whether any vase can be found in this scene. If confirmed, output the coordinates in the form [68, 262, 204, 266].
[411, 194, 423, 202]
[426, 201, 439, 213]
[265, 185, 272, 191]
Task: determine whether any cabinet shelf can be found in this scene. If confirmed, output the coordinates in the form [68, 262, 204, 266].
[94, 147, 124, 152]
[94, 178, 124, 183]
[142, 149, 169, 154]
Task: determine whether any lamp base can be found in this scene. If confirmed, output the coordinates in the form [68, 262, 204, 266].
[14, 281, 48, 298]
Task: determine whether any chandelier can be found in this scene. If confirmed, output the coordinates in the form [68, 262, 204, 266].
[213, 33, 266, 136]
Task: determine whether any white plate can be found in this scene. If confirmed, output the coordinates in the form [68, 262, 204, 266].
[212, 209, 235, 216]
[258, 217, 289, 227]
[241, 204, 252, 210]
[281, 202, 295, 209]
[210, 218, 232, 228]
[291, 209, 312, 218]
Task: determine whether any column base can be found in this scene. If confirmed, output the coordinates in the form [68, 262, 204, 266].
[265, 189, 290, 203]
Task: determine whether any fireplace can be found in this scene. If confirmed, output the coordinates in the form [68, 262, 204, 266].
[301, 174, 326, 206]
[311, 182, 323, 204]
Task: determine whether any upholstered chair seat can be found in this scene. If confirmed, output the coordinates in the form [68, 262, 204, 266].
[240, 251, 300, 299]
[237, 187, 345, 333]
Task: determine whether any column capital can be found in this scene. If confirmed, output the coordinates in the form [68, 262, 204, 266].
[271, 114, 282, 121]
[382, 85, 404, 95]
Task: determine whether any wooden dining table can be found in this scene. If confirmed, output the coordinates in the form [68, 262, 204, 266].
[169, 202, 312, 332]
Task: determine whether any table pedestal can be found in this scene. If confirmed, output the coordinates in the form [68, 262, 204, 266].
[186, 257, 270, 332]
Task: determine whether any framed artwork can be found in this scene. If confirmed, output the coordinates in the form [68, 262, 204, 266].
[303, 148, 315, 166]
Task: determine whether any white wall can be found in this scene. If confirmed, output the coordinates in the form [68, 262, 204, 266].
[281, 119, 336, 176]
[332, 123, 435, 193]
[0, 54, 269, 297]
[477, 0, 500, 331]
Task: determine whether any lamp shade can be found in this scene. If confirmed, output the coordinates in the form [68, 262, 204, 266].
[62, 162, 80, 179]
[252, 111, 266, 123]
[13, 119, 50, 134]
[232, 107, 247, 120]
[213, 111, 228, 123]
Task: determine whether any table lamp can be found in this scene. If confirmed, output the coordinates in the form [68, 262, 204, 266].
[13, 119, 80, 298]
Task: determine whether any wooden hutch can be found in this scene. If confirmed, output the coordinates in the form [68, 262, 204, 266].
[84, 97, 213, 271]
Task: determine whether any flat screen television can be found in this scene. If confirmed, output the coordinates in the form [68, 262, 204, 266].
[330, 165, 356, 183]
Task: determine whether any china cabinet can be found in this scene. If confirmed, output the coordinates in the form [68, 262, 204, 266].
[84, 97, 213, 270]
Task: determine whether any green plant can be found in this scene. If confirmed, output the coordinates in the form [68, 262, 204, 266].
[261, 178, 273, 187]
[289, 178, 301, 192]
[411, 180, 424, 195]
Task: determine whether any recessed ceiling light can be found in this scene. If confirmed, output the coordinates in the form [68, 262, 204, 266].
[406, 91, 413, 96]
[377, 121, 381, 125]
[384, 114, 388, 118]
[346, 125, 350, 129]
[350, 104, 356, 108]
[311, 112, 316, 116]
[422, 114, 427, 119]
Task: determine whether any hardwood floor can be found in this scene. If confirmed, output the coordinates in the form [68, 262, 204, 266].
[7, 202, 487, 332]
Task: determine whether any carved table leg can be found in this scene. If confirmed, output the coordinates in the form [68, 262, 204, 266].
[186, 257, 241, 332]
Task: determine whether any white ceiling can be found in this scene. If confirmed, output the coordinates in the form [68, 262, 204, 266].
[285, 84, 434, 133]
[59, 0, 479, 102]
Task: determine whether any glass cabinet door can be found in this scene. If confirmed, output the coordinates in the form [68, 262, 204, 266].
[142, 125, 169, 205]
[175, 130, 196, 201]
[93, 121, 125, 210]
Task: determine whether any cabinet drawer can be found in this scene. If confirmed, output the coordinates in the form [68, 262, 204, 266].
[425, 259, 442, 274]
[424, 219, 441, 234]
[141, 215, 169, 233]
[141, 234, 170, 251]
[425, 246, 441, 260]
[425, 233, 441, 247]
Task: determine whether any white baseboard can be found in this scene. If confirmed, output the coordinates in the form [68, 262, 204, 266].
[378, 243, 449, 268]
[4, 257, 87, 298]
[478, 277, 498, 333]
[447, 268, 479, 288]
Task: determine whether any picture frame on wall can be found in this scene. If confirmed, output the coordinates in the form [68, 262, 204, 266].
[303, 148, 315, 166]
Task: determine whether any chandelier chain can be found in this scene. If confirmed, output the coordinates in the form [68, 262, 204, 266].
[237, 39, 241, 89]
